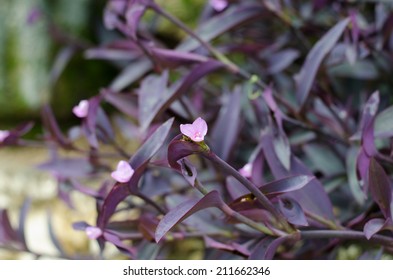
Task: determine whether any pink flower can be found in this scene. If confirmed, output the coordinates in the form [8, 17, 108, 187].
[72, 100, 89, 118]
[209, 0, 228, 12]
[111, 160, 134, 183]
[0, 130, 10, 143]
[85, 226, 102, 240]
[180, 117, 208, 142]
[239, 163, 252, 178]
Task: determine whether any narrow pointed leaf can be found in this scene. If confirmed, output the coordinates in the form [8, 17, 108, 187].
[38, 157, 93, 179]
[130, 118, 174, 168]
[261, 175, 314, 198]
[103, 231, 136, 258]
[278, 197, 308, 226]
[167, 135, 206, 171]
[361, 92, 379, 157]
[211, 88, 241, 161]
[42, 105, 72, 148]
[18, 198, 31, 250]
[363, 218, 391, 240]
[369, 158, 392, 219]
[249, 236, 289, 260]
[226, 176, 249, 200]
[296, 18, 350, 108]
[375, 105, 393, 138]
[98, 119, 173, 227]
[0, 209, 18, 244]
[155, 190, 223, 242]
[151, 48, 208, 68]
[109, 59, 152, 92]
[178, 159, 197, 187]
[177, 4, 263, 52]
[47, 210, 66, 256]
[139, 60, 224, 131]
[262, 133, 335, 220]
[97, 182, 131, 228]
[204, 236, 250, 257]
[347, 146, 366, 205]
[82, 96, 101, 148]
[104, 92, 138, 118]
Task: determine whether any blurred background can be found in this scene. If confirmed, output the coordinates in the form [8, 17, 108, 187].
[0, 0, 206, 259]
[2, 0, 382, 260]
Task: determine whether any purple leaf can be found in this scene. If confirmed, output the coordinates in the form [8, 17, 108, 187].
[346, 146, 366, 205]
[204, 236, 250, 257]
[375, 105, 393, 138]
[361, 92, 379, 157]
[41, 105, 72, 149]
[155, 190, 223, 242]
[103, 0, 127, 30]
[70, 180, 103, 199]
[211, 88, 241, 161]
[103, 231, 136, 258]
[262, 86, 290, 170]
[97, 182, 131, 228]
[138, 214, 159, 242]
[150, 48, 208, 68]
[260, 175, 314, 198]
[178, 159, 197, 187]
[266, 49, 299, 74]
[249, 236, 289, 260]
[229, 175, 313, 213]
[96, 108, 115, 143]
[262, 133, 335, 221]
[226, 176, 249, 200]
[226, 209, 274, 225]
[18, 198, 31, 250]
[38, 157, 93, 179]
[109, 59, 152, 92]
[72, 221, 90, 231]
[0, 209, 19, 244]
[104, 91, 138, 118]
[98, 119, 173, 227]
[167, 135, 206, 171]
[138, 60, 224, 131]
[125, 1, 148, 39]
[85, 47, 141, 61]
[177, 4, 263, 52]
[363, 218, 393, 240]
[368, 158, 393, 219]
[82, 96, 102, 148]
[49, 46, 75, 86]
[130, 118, 174, 169]
[278, 197, 308, 226]
[47, 210, 66, 256]
[295, 18, 350, 108]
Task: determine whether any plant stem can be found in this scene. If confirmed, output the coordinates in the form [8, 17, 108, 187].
[149, 3, 238, 72]
[137, 192, 166, 214]
[202, 151, 294, 233]
[301, 230, 393, 248]
[194, 179, 278, 236]
[304, 210, 344, 230]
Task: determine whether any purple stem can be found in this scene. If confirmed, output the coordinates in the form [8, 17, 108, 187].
[301, 230, 393, 247]
[202, 151, 294, 232]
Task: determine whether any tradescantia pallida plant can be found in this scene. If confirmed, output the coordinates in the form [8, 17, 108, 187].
[2, 0, 393, 259]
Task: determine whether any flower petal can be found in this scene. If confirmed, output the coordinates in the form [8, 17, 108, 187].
[210, 0, 228, 12]
[111, 160, 134, 183]
[239, 163, 253, 178]
[193, 117, 208, 137]
[180, 124, 197, 139]
[72, 100, 89, 118]
[0, 130, 10, 142]
[85, 226, 102, 240]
